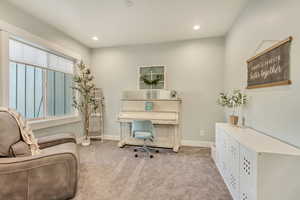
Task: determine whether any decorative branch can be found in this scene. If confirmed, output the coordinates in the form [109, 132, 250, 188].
[217, 89, 247, 116]
[72, 61, 98, 140]
[141, 75, 161, 85]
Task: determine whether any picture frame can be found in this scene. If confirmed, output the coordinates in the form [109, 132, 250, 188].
[137, 65, 167, 90]
[246, 36, 292, 89]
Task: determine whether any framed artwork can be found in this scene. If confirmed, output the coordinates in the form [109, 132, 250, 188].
[247, 36, 292, 89]
[138, 65, 166, 90]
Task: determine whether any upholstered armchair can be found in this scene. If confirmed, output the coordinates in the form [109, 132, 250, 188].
[0, 110, 79, 200]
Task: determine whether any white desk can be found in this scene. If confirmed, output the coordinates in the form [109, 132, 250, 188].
[118, 99, 181, 152]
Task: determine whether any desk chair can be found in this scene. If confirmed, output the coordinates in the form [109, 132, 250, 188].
[132, 120, 159, 158]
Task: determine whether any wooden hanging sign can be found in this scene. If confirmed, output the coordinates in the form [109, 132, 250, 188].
[246, 36, 292, 89]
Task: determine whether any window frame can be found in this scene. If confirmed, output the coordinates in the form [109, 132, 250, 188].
[0, 26, 81, 130]
[9, 39, 76, 121]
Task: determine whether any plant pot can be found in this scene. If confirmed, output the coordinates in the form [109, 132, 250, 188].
[229, 115, 239, 126]
[81, 137, 91, 146]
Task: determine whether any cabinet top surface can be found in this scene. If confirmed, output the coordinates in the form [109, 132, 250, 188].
[216, 123, 300, 155]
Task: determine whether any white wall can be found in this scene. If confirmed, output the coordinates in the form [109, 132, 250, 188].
[225, 0, 300, 147]
[0, 1, 91, 137]
[91, 37, 225, 142]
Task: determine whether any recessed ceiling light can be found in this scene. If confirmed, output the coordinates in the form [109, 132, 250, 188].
[193, 25, 200, 30]
[92, 36, 99, 41]
[125, 0, 134, 7]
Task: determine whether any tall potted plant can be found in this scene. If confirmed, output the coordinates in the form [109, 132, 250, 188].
[72, 61, 98, 146]
[217, 89, 247, 126]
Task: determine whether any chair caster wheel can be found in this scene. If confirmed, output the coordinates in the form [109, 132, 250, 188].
[135, 154, 138, 157]
[156, 150, 159, 153]
[150, 155, 154, 158]
[134, 149, 137, 152]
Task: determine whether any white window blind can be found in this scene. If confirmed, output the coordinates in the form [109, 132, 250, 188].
[9, 39, 74, 74]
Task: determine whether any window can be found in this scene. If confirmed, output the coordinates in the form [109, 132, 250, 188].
[9, 39, 75, 119]
[139, 66, 166, 89]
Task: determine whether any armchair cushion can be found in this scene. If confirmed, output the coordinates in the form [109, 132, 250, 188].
[0, 112, 21, 157]
[0, 108, 40, 156]
[9, 141, 31, 157]
[0, 142, 78, 200]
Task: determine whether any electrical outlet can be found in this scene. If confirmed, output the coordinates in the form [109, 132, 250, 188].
[200, 130, 205, 136]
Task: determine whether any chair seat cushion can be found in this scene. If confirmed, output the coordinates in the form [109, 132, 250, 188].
[134, 131, 152, 139]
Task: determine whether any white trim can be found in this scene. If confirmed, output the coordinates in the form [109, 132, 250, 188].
[96, 134, 213, 148]
[0, 31, 9, 106]
[181, 140, 213, 148]
[76, 136, 83, 144]
[103, 134, 120, 141]
[0, 19, 81, 60]
[76, 134, 120, 144]
[29, 115, 81, 131]
[211, 143, 216, 164]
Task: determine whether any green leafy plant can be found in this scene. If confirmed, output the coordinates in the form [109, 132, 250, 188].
[72, 61, 98, 141]
[217, 89, 247, 115]
[141, 75, 161, 85]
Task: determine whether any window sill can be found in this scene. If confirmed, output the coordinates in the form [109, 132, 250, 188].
[28, 115, 81, 131]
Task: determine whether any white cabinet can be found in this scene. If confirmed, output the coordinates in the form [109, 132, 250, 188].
[239, 145, 257, 200]
[227, 136, 240, 200]
[215, 123, 300, 200]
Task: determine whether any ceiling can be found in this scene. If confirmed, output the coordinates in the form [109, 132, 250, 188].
[7, 0, 249, 48]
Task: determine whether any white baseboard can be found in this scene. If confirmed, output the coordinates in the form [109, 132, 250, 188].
[103, 134, 120, 141]
[76, 134, 120, 144]
[77, 134, 213, 148]
[76, 136, 83, 144]
[181, 140, 213, 148]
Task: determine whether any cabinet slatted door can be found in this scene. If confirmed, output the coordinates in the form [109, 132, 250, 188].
[227, 135, 240, 200]
[239, 145, 257, 200]
[220, 129, 229, 180]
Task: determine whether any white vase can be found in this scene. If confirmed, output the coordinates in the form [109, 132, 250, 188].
[81, 137, 91, 146]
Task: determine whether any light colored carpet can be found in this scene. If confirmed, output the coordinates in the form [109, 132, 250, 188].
[74, 140, 232, 200]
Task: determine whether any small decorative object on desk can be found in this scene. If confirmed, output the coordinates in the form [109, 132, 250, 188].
[241, 116, 246, 128]
[145, 102, 153, 111]
[217, 89, 247, 126]
[170, 90, 177, 99]
[72, 61, 99, 146]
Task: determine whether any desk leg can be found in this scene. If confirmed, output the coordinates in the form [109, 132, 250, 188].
[118, 141, 126, 148]
[173, 145, 179, 152]
[173, 125, 180, 152]
[118, 122, 126, 148]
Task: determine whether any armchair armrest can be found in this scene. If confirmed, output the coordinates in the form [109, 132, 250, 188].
[0, 142, 78, 200]
[38, 133, 77, 149]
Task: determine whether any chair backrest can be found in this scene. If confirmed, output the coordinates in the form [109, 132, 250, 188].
[132, 120, 154, 135]
[0, 111, 30, 157]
